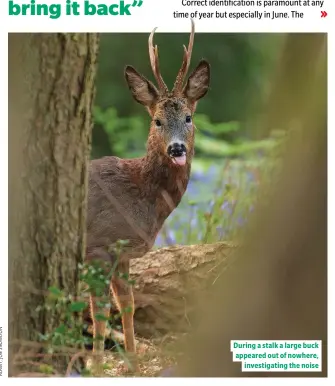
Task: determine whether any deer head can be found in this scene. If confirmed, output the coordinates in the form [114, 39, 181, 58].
[125, 20, 210, 167]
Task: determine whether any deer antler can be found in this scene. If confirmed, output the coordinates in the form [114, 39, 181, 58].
[148, 27, 169, 95]
[172, 19, 195, 95]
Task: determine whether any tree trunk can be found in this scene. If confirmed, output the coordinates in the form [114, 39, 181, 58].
[260, 33, 326, 137]
[176, 34, 327, 378]
[8, 33, 99, 376]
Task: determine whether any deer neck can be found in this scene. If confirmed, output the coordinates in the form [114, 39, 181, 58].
[136, 140, 192, 224]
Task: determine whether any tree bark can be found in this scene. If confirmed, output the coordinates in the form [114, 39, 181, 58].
[8, 33, 99, 376]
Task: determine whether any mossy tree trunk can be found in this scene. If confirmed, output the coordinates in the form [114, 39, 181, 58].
[8, 33, 99, 376]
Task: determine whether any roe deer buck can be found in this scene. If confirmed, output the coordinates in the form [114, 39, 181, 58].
[87, 20, 210, 372]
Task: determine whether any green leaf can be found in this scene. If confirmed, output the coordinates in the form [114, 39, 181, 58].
[54, 324, 67, 334]
[38, 332, 49, 342]
[94, 313, 110, 322]
[81, 368, 92, 377]
[68, 301, 88, 312]
[48, 286, 63, 298]
[117, 239, 129, 246]
[39, 364, 54, 374]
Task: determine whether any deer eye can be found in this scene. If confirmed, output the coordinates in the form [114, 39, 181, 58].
[186, 115, 192, 124]
[155, 119, 161, 127]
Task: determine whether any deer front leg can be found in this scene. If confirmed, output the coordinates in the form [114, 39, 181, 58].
[89, 288, 110, 376]
[110, 259, 138, 372]
[86, 247, 113, 376]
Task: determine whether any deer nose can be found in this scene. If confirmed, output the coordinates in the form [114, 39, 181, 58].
[167, 143, 187, 158]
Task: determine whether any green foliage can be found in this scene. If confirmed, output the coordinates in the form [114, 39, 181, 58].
[94, 106, 148, 158]
[93, 106, 281, 160]
[95, 33, 283, 123]
[68, 302, 87, 313]
[195, 121, 279, 159]
[39, 364, 54, 375]
[195, 114, 241, 136]
[34, 240, 134, 376]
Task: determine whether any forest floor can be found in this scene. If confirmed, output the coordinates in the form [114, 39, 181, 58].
[84, 334, 181, 377]
[103, 337, 177, 377]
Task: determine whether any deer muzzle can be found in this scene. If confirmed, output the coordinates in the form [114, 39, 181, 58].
[167, 142, 187, 166]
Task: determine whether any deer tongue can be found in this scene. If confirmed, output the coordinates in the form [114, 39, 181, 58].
[172, 154, 187, 166]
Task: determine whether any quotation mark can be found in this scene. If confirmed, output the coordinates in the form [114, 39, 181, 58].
[132, 0, 143, 6]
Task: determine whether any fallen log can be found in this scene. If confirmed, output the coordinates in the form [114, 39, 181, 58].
[83, 242, 236, 340]
[131, 242, 236, 338]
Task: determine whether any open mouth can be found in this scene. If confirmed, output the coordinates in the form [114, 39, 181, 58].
[167, 143, 187, 166]
[171, 154, 187, 166]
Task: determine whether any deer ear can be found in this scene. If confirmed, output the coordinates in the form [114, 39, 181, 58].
[183, 60, 210, 103]
[125, 65, 159, 107]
